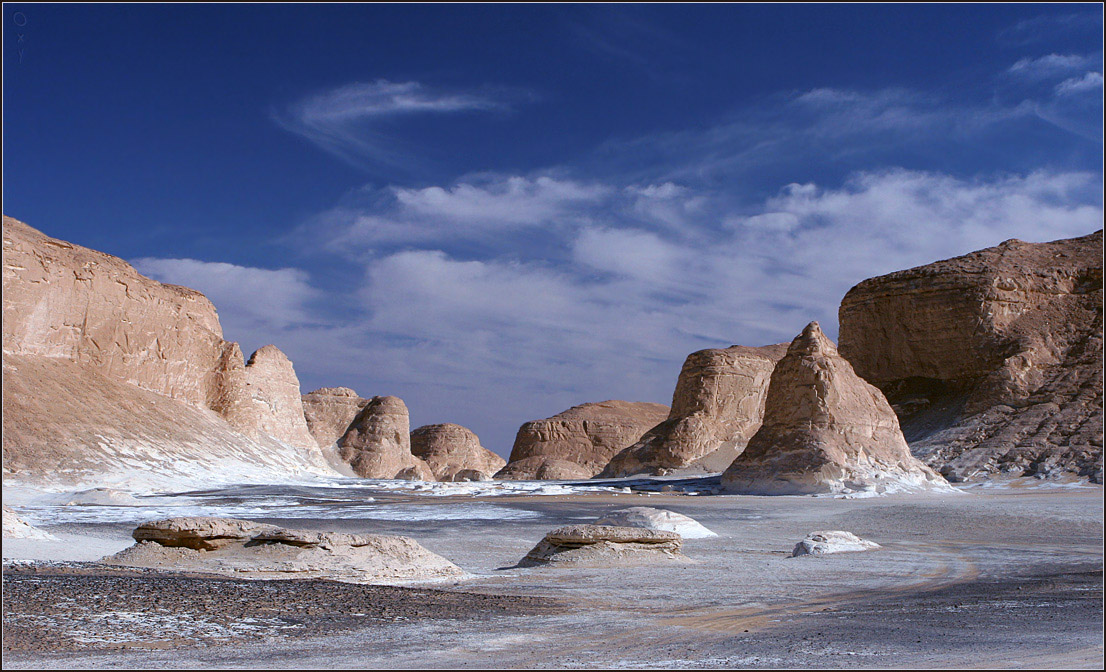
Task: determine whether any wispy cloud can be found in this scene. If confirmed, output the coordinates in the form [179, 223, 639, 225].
[274, 80, 531, 171]
[997, 12, 1103, 47]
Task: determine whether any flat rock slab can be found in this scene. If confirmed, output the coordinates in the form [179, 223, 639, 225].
[792, 530, 881, 557]
[112, 517, 465, 584]
[520, 524, 688, 567]
[596, 507, 717, 539]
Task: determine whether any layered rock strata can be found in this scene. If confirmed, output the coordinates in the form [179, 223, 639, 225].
[410, 423, 506, 482]
[519, 524, 688, 567]
[838, 231, 1103, 481]
[595, 507, 716, 539]
[601, 344, 787, 477]
[337, 396, 434, 480]
[496, 401, 669, 480]
[721, 322, 948, 495]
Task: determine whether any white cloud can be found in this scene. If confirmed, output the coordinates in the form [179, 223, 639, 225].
[132, 258, 319, 356]
[1056, 71, 1104, 95]
[275, 80, 528, 170]
[1008, 53, 1097, 79]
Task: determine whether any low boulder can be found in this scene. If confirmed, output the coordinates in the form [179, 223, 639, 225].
[792, 530, 881, 557]
[519, 524, 688, 567]
[108, 517, 465, 584]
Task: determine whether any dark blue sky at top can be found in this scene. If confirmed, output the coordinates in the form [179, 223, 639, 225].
[5, 4, 1100, 264]
[3, 4, 1103, 454]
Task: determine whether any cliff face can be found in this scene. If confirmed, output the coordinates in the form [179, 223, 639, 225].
[302, 387, 371, 449]
[337, 396, 434, 480]
[2, 216, 331, 486]
[601, 344, 787, 477]
[496, 401, 670, 480]
[410, 423, 506, 481]
[838, 230, 1103, 481]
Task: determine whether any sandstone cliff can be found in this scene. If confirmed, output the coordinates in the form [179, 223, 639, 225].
[496, 401, 669, 480]
[721, 322, 948, 495]
[2, 216, 332, 486]
[600, 344, 787, 477]
[410, 423, 506, 481]
[337, 396, 434, 480]
[838, 231, 1103, 481]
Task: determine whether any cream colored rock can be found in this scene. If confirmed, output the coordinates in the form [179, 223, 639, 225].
[792, 531, 881, 557]
[839, 231, 1103, 481]
[519, 524, 688, 567]
[133, 517, 279, 551]
[243, 345, 317, 449]
[302, 387, 370, 449]
[337, 396, 435, 480]
[107, 518, 465, 584]
[595, 507, 717, 538]
[722, 322, 949, 495]
[602, 345, 787, 477]
[2, 216, 332, 484]
[497, 401, 669, 480]
[410, 423, 506, 482]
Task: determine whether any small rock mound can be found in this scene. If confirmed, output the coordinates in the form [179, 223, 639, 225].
[410, 423, 506, 482]
[108, 517, 464, 584]
[519, 524, 688, 567]
[61, 488, 142, 507]
[2, 505, 55, 540]
[792, 530, 881, 557]
[595, 507, 717, 539]
[722, 322, 949, 495]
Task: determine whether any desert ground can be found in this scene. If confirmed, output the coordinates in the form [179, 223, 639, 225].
[3, 477, 1102, 669]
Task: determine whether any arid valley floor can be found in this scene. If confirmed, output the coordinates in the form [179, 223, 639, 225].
[3, 478, 1102, 669]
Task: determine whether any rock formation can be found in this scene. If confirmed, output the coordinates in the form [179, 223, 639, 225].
[518, 524, 689, 567]
[721, 322, 948, 495]
[108, 517, 465, 583]
[838, 231, 1103, 481]
[601, 344, 787, 477]
[496, 401, 669, 480]
[337, 396, 434, 480]
[410, 423, 506, 482]
[792, 531, 881, 557]
[242, 345, 318, 449]
[302, 387, 370, 448]
[2, 216, 334, 487]
[595, 507, 716, 539]
[2, 505, 55, 540]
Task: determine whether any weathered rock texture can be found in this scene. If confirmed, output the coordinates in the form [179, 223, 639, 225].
[337, 396, 434, 480]
[722, 322, 948, 495]
[302, 387, 370, 448]
[792, 531, 881, 557]
[2, 216, 333, 486]
[839, 231, 1104, 482]
[595, 507, 717, 539]
[3, 505, 55, 540]
[518, 524, 689, 567]
[107, 517, 465, 584]
[496, 401, 669, 480]
[601, 344, 788, 477]
[410, 423, 506, 482]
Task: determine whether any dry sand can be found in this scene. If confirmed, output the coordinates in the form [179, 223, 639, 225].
[2, 482, 1102, 668]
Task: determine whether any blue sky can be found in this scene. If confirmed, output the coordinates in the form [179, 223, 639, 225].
[4, 4, 1103, 456]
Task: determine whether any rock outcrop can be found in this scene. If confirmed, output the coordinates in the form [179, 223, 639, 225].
[721, 322, 948, 495]
[792, 531, 881, 557]
[2, 217, 332, 487]
[410, 423, 506, 482]
[601, 345, 788, 477]
[2, 505, 55, 540]
[496, 401, 669, 480]
[518, 524, 689, 567]
[302, 387, 370, 448]
[595, 507, 717, 539]
[107, 517, 465, 584]
[838, 231, 1103, 481]
[337, 396, 434, 480]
